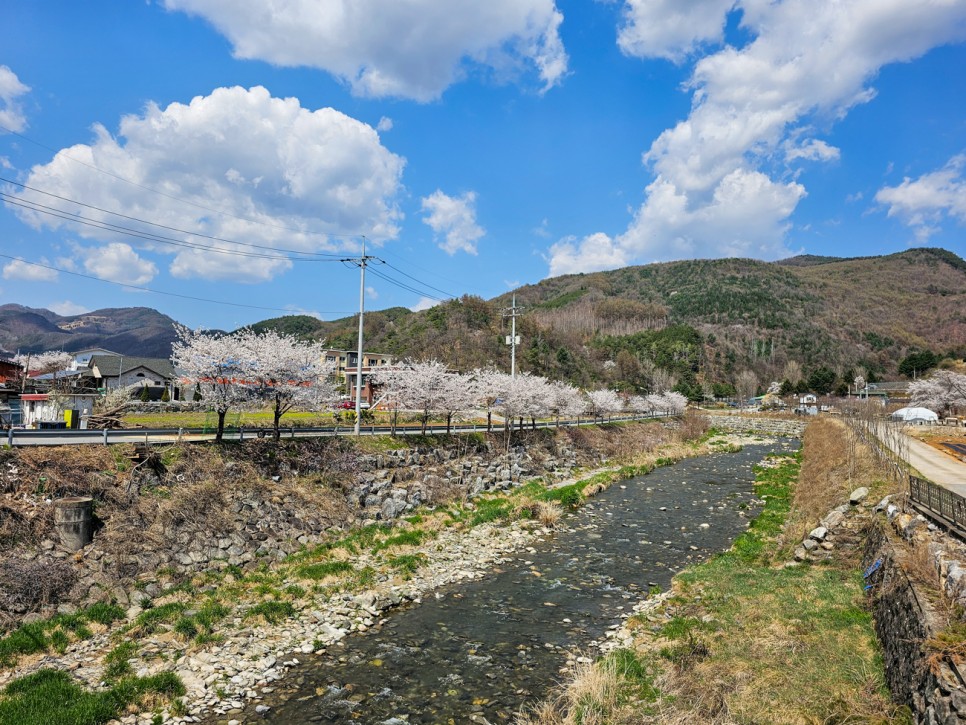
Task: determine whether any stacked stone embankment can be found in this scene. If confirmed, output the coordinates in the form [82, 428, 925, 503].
[865, 502, 966, 723]
[705, 413, 806, 437]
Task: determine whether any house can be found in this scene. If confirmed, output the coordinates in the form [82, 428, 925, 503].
[0, 357, 22, 385]
[87, 355, 176, 393]
[20, 393, 98, 428]
[70, 348, 121, 371]
[323, 349, 392, 404]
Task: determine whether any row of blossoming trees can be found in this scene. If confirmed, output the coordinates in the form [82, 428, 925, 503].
[172, 327, 688, 441]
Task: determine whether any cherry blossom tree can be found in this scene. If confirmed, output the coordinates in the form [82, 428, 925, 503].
[546, 380, 584, 427]
[13, 351, 74, 391]
[171, 325, 254, 441]
[909, 370, 966, 416]
[372, 360, 454, 434]
[586, 388, 623, 419]
[233, 329, 337, 440]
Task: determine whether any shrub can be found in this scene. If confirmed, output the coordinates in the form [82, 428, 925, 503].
[0, 558, 76, 613]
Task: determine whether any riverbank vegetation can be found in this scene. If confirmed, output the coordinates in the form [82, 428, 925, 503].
[0, 418, 736, 725]
[519, 418, 906, 724]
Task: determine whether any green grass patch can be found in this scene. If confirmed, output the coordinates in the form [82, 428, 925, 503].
[297, 561, 354, 580]
[0, 668, 184, 725]
[388, 554, 427, 578]
[0, 602, 129, 667]
[245, 601, 295, 625]
[130, 602, 187, 636]
[372, 529, 429, 552]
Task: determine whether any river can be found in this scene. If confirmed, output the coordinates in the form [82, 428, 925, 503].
[237, 440, 797, 724]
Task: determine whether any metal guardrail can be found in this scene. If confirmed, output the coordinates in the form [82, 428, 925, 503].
[909, 474, 966, 536]
[3, 413, 673, 447]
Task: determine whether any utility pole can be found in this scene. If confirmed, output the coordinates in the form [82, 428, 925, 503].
[345, 238, 377, 436]
[502, 294, 524, 378]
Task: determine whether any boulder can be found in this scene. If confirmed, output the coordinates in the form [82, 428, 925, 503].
[808, 526, 828, 541]
[849, 487, 870, 505]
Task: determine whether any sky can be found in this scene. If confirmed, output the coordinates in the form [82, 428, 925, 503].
[1, 0, 965, 331]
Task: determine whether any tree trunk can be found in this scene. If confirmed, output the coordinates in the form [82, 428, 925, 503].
[446, 412, 452, 435]
[216, 410, 227, 442]
[273, 405, 282, 442]
[487, 411, 492, 432]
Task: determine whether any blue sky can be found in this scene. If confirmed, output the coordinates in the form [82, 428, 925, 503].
[1, 0, 965, 331]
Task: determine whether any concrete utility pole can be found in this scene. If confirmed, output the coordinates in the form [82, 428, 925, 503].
[346, 238, 377, 436]
[502, 294, 525, 378]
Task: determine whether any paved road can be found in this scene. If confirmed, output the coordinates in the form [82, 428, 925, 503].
[904, 432, 966, 497]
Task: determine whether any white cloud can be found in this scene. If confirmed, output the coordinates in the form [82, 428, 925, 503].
[366, 285, 379, 299]
[548, 232, 630, 277]
[2, 258, 57, 282]
[785, 138, 841, 163]
[6, 86, 405, 283]
[164, 0, 568, 101]
[376, 117, 393, 132]
[48, 301, 91, 316]
[0, 66, 30, 133]
[875, 155, 966, 241]
[551, 0, 966, 274]
[533, 218, 551, 238]
[410, 296, 440, 312]
[72, 242, 158, 286]
[421, 190, 485, 255]
[618, 0, 735, 62]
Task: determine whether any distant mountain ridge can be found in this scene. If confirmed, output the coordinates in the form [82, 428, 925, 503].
[0, 305, 178, 358]
[2, 248, 964, 392]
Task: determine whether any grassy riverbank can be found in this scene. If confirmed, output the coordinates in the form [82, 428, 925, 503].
[0, 420, 732, 725]
[521, 419, 907, 724]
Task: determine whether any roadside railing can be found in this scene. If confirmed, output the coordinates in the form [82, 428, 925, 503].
[3, 412, 677, 447]
[909, 474, 966, 536]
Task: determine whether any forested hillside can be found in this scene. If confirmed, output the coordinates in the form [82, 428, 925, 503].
[3, 248, 964, 398]
[252, 248, 966, 398]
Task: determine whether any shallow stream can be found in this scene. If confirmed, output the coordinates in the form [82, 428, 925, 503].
[244, 441, 797, 723]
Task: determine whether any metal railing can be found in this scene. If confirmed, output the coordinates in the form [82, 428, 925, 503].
[3, 413, 676, 447]
[909, 474, 966, 535]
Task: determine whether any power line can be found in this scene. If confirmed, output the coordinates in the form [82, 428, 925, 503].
[0, 193, 323, 262]
[382, 261, 455, 299]
[0, 177, 348, 259]
[0, 123, 375, 242]
[0, 253, 356, 315]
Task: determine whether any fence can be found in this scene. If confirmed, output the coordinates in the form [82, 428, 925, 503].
[909, 474, 966, 537]
[3, 413, 676, 447]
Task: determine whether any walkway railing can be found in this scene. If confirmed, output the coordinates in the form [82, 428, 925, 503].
[3, 413, 676, 447]
[909, 474, 966, 537]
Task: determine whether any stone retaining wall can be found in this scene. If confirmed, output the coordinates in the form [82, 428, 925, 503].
[25, 433, 591, 612]
[865, 521, 966, 723]
[705, 413, 806, 437]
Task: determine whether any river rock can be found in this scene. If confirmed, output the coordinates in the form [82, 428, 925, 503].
[808, 526, 827, 541]
[849, 487, 869, 505]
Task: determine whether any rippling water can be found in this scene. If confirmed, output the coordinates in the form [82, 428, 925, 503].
[242, 441, 797, 724]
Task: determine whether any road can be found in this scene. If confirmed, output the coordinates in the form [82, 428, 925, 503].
[904, 432, 966, 497]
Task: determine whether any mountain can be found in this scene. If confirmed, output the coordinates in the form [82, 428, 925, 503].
[4, 248, 964, 395]
[0, 305, 179, 358]
[250, 247, 966, 395]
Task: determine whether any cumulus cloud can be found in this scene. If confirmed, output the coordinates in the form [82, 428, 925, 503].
[875, 155, 966, 241]
[72, 242, 158, 286]
[618, 0, 735, 62]
[421, 190, 485, 255]
[48, 301, 91, 316]
[376, 116, 393, 132]
[550, 0, 966, 274]
[2, 258, 57, 282]
[0, 66, 30, 133]
[410, 296, 440, 312]
[164, 0, 568, 101]
[548, 233, 629, 277]
[6, 86, 405, 283]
